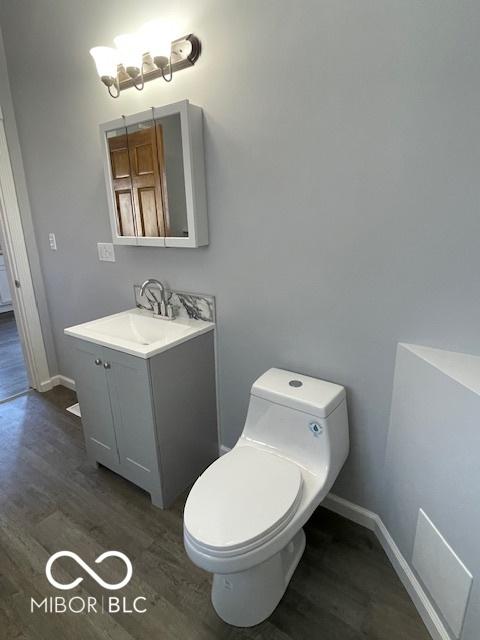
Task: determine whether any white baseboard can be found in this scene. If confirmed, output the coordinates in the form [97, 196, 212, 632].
[38, 378, 54, 392]
[322, 493, 377, 531]
[375, 517, 451, 640]
[325, 493, 451, 640]
[39, 374, 76, 392]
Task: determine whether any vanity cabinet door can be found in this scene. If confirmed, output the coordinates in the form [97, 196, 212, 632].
[72, 340, 120, 468]
[102, 347, 161, 500]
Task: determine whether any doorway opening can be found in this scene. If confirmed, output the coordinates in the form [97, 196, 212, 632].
[0, 308, 29, 401]
[0, 106, 51, 396]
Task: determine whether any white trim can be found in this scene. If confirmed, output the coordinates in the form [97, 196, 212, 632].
[43, 374, 76, 391]
[322, 493, 377, 531]
[324, 493, 452, 640]
[0, 106, 50, 391]
[376, 517, 452, 640]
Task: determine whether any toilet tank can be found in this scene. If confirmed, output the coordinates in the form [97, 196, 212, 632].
[239, 368, 349, 482]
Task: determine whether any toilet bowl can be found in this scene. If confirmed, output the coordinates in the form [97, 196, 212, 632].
[183, 367, 349, 627]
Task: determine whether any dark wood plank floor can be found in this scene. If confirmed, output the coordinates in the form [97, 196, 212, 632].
[0, 387, 431, 640]
[0, 311, 29, 401]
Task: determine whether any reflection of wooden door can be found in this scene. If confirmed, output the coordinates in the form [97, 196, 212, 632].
[108, 125, 168, 237]
[108, 134, 136, 236]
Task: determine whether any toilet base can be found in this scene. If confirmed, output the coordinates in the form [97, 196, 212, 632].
[211, 528, 306, 627]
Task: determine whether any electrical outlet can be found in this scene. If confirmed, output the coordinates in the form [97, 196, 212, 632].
[97, 242, 115, 262]
[48, 233, 57, 250]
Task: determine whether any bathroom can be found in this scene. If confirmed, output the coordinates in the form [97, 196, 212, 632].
[0, 1, 478, 639]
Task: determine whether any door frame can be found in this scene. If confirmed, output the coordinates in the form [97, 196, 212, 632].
[0, 105, 51, 391]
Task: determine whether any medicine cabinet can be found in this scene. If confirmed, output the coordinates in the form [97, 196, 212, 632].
[100, 100, 208, 248]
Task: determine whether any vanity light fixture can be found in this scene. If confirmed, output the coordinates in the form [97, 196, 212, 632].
[90, 21, 201, 98]
[113, 33, 144, 89]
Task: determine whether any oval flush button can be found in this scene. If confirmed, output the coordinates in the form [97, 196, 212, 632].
[289, 380, 303, 388]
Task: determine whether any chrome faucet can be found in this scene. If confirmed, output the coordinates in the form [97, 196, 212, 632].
[139, 278, 174, 320]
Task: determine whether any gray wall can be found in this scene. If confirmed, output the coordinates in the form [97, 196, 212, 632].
[0, 29, 57, 374]
[1, 0, 480, 514]
[383, 344, 480, 640]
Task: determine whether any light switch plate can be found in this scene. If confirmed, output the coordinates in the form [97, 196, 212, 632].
[97, 242, 115, 262]
[48, 233, 57, 250]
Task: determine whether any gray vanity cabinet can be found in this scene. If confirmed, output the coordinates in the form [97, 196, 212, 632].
[70, 331, 218, 508]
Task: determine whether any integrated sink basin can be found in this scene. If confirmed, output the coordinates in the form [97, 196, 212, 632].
[64, 308, 214, 358]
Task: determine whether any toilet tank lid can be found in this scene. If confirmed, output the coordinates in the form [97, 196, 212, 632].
[251, 368, 345, 418]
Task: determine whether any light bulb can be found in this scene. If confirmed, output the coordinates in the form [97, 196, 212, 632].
[140, 20, 174, 67]
[89, 46, 118, 84]
[114, 33, 143, 77]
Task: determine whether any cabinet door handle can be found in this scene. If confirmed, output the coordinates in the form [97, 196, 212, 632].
[103, 362, 111, 369]
[94, 358, 102, 366]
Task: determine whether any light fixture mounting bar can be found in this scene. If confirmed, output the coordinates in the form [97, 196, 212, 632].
[117, 34, 200, 90]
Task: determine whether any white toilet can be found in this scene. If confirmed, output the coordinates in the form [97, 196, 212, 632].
[183, 367, 349, 627]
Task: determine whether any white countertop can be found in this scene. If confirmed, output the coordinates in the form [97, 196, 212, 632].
[64, 308, 215, 358]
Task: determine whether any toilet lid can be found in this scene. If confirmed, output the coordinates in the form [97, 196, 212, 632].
[184, 447, 303, 552]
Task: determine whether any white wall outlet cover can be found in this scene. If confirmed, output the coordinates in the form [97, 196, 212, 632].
[48, 233, 57, 250]
[97, 242, 115, 262]
[412, 509, 472, 638]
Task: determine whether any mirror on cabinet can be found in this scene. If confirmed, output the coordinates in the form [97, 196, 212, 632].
[100, 100, 208, 248]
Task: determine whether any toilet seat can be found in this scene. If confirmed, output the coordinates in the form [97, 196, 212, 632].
[184, 446, 303, 556]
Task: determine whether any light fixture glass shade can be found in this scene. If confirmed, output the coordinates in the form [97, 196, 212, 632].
[114, 33, 143, 72]
[140, 20, 173, 64]
[89, 46, 118, 79]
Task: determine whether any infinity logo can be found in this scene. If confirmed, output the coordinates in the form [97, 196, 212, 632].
[46, 551, 133, 591]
